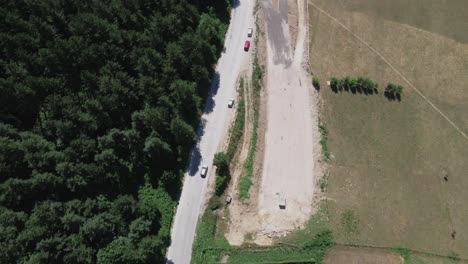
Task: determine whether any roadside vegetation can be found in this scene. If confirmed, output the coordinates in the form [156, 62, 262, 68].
[0, 0, 232, 262]
[238, 31, 262, 201]
[226, 79, 246, 161]
[313, 76, 321, 90]
[318, 123, 330, 162]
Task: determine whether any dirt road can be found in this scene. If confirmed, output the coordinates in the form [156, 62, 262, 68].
[257, 0, 317, 236]
[165, 1, 255, 263]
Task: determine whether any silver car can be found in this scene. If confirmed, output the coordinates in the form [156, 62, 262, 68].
[200, 165, 208, 178]
[228, 99, 235, 108]
[247, 28, 253, 37]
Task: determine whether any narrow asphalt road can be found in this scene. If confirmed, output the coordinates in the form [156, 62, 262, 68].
[166, 1, 255, 263]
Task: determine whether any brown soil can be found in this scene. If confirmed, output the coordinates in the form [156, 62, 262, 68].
[323, 245, 404, 264]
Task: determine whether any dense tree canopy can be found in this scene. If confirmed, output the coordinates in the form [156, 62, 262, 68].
[0, 0, 230, 262]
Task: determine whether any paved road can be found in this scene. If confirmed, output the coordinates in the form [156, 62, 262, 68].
[166, 1, 255, 263]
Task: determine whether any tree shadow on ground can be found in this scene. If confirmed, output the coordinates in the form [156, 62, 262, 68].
[203, 72, 220, 114]
[187, 118, 207, 177]
[384, 92, 401, 102]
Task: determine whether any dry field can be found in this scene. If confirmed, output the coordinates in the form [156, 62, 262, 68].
[324, 245, 403, 264]
[308, 0, 468, 260]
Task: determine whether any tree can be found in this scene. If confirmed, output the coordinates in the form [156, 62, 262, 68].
[0, 0, 231, 262]
[385, 83, 403, 100]
[97, 237, 142, 264]
[330, 77, 339, 92]
[213, 152, 230, 195]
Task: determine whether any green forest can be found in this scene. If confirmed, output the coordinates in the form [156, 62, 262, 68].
[0, 0, 230, 263]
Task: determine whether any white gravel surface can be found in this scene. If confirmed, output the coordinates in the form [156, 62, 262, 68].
[258, 0, 317, 235]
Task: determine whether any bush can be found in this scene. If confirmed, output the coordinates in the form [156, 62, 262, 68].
[215, 175, 228, 196]
[319, 124, 330, 162]
[312, 76, 320, 89]
[208, 196, 222, 210]
[214, 152, 229, 176]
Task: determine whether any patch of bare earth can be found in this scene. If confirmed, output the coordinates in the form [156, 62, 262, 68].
[323, 246, 404, 264]
[226, 0, 321, 246]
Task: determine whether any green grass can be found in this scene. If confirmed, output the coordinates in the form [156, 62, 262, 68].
[238, 118, 257, 201]
[192, 206, 334, 264]
[341, 210, 359, 235]
[392, 247, 412, 263]
[226, 79, 246, 161]
[318, 124, 330, 162]
[238, 45, 262, 201]
[319, 171, 328, 192]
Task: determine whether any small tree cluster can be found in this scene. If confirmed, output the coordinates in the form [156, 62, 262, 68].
[330, 76, 378, 94]
[384, 83, 403, 101]
[213, 152, 230, 196]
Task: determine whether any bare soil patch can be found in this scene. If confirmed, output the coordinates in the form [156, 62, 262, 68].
[324, 246, 403, 264]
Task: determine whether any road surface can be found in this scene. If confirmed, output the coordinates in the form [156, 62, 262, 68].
[166, 1, 255, 263]
[258, 0, 317, 234]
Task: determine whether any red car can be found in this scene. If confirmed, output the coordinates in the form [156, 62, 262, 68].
[244, 40, 250, 51]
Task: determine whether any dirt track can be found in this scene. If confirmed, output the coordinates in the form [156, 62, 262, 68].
[257, 0, 318, 238]
[226, 0, 319, 245]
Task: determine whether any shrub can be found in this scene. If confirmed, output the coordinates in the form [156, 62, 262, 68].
[215, 175, 228, 196]
[214, 152, 230, 196]
[330, 77, 339, 92]
[208, 196, 222, 210]
[312, 76, 320, 89]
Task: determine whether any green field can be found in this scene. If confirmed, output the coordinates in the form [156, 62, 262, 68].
[308, 0, 468, 260]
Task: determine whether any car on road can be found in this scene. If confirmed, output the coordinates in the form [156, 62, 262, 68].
[279, 192, 286, 209]
[228, 99, 234, 108]
[247, 28, 253, 37]
[244, 40, 250, 51]
[200, 165, 208, 178]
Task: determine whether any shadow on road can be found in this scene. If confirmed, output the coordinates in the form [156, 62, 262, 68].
[187, 71, 221, 176]
[262, 0, 292, 67]
[203, 71, 220, 114]
[232, 0, 240, 9]
[187, 118, 207, 176]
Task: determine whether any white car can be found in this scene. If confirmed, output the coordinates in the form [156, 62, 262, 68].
[247, 28, 253, 37]
[200, 165, 208, 178]
[228, 99, 234, 108]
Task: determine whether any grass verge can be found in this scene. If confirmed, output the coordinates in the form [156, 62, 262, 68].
[238, 53, 261, 201]
[318, 123, 330, 162]
[226, 79, 246, 161]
